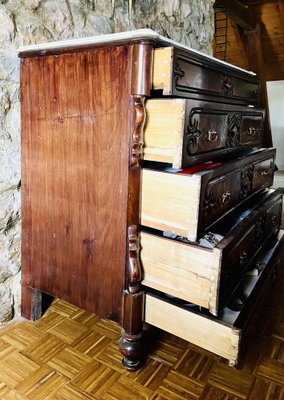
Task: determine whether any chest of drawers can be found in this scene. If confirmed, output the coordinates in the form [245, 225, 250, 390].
[19, 29, 283, 371]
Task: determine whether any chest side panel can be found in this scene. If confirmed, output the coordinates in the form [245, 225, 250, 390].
[21, 46, 132, 322]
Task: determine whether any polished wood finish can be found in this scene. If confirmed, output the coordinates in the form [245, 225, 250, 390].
[20, 31, 281, 371]
[20, 40, 155, 370]
[21, 46, 133, 324]
[120, 43, 153, 370]
[152, 47, 260, 105]
[141, 148, 276, 241]
[144, 98, 265, 168]
[141, 189, 283, 315]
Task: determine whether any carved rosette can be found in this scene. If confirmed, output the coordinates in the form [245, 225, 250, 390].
[131, 96, 146, 167]
[185, 110, 201, 155]
[203, 183, 216, 216]
[173, 61, 185, 84]
[220, 76, 234, 96]
[271, 203, 282, 230]
[226, 113, 241, 148]
[240, 165, 253, 199]
[254, 214, 266, 251]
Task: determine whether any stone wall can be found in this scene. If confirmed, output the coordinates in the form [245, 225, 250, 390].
[0, 0, 215, 325]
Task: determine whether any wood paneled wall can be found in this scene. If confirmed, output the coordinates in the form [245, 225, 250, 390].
[214, 0, 284, 81]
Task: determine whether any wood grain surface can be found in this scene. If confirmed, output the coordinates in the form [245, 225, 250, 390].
[21, 46, 132, 322]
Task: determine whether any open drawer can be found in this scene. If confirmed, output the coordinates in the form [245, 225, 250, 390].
[152, 47, 260, 106]
[144, 98, 265, 168]
[141, 188, 282, 315]
[144, 230, 284, 367]
[141, 148, 276, 241]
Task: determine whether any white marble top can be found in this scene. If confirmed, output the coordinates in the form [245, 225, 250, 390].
[18, 29, 256, 76]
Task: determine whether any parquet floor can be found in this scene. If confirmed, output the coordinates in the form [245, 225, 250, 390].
[0, 267, 283, 400]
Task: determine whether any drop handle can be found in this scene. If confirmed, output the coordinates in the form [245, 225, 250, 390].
[206, 129, 218, 142]
[239, 251, 248, 265]
[220, 191, 231, 206]
[271, 214, 278, 225]
[247, 127, 257, 136]
[260, 168, 272, 176]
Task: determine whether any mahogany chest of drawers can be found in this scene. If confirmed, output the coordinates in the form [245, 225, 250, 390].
[19, 29, 283, 371]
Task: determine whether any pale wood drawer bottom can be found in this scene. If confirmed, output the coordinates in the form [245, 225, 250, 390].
[144, 231, 284, 367]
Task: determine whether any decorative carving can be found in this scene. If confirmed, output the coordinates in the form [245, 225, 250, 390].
[120, 227, 144, 371]
[220, 76, 234, 96]
[131, 96, 146, 167]
[185, 109, 201, 154]
[203, 184, 216, 215]
[127, 225, 142, 294]
[271, 203, 282, 228]
[185, 107, 224, 156]
[173, 61, 185, 83]
[240, 165, 253, 199]
[226, 113, 241, 148]
[254, 214, 266, 250]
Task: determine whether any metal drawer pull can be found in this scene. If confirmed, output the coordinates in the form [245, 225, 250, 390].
[260, 168, 272, 176]
[206, 129, 218, 142]
[271, 214, 278, 225]
[247, 127, 257, 136]
[220, 191, 231, 206]
[239, 251, 248, 265]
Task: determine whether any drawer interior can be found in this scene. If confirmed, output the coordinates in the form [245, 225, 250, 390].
[141, 188, 283, 314]
[144, 230, 284, 366]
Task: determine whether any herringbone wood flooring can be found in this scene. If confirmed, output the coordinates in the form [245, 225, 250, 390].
[0, 267, 283, 400]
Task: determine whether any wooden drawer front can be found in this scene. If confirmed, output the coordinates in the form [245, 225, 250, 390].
[141, 169, 201, 240]
[152, 47, 260, 106]
[221, 227, 256, 297]
[226, 227, 256, 277]
[240, 115, 263, 146]
[144, 99, 264, 168]
[252, 157, 274, 189]
[141, 149, 276, 241]
[144, 231, 284, 367]
[218, 194, 282, 309]
[264, 200, 283, 235]
[141, 231, 217, 310]
[203, 172, 241, 228]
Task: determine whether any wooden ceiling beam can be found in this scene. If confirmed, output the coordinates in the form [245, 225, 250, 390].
[244, 24, 272, 147]
[215, 0, 257, 30]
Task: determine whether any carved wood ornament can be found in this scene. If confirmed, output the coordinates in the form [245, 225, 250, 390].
[131, 96, 146, 167]
[173, 61, 185, 84]
[220, 76, 234, 96]
[127, 225, 141, 293]
[240, 165, 253, 199]
[120, 43, 151, 371]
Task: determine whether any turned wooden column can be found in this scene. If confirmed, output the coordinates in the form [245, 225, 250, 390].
[119, 43, 153, 370]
